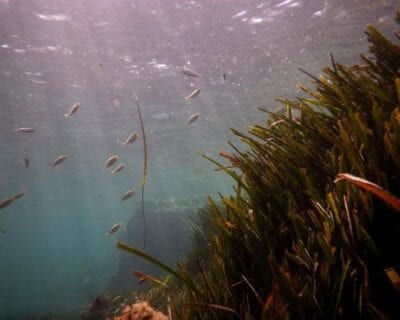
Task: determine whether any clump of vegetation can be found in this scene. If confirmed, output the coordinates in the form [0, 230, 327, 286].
[118, 13, 400, 319]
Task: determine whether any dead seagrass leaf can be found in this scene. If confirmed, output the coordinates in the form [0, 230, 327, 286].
[335, 173, 400, 212]
[183, 303, 239, 317]
[132, 270, 169, 288]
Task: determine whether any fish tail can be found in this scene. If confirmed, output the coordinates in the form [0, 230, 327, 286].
[64, 113, 70, 118]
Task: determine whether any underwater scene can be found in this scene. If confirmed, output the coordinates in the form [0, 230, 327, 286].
[1, 0, 400, 319]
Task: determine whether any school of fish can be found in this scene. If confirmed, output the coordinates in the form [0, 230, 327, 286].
[2, 65, 220, 236]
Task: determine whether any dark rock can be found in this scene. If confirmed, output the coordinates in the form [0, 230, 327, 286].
[109, 198, 201, 291]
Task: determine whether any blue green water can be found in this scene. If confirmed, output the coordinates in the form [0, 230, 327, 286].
[0, 0, 397, 318]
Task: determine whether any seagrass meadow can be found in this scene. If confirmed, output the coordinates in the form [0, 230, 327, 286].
[117, 12, 400, 320]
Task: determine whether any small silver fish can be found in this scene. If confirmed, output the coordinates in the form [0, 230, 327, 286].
[23, 157, 29, 168]
[12, 191, 24, 200]
[52, 154, 68, 167]
[0, 197, 14, 210]
[181, 67, 201, 78]
[15, 127, 36, 133]
[0, 191, 24, 210]
[105, 223, 122, 236]
[64, 102, 80, 118]
[105, 155, 119, 168]
[186, 113, 200, 125]
[120, 188, 136, 202]
[221, 72, 226, 82]
[122, 132, 138, 145]
[185, 88, 201, 100]
[112, 164, 126, 174]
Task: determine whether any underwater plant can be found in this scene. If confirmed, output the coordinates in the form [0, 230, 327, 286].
[117, 12, 400, 319]
[133, 92, 148, 249]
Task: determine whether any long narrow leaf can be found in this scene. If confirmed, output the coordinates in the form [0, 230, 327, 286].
[335, 173, 400, 212]
[117, 242, 206, 300]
